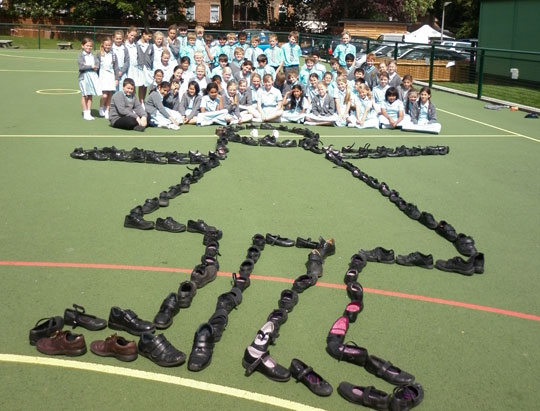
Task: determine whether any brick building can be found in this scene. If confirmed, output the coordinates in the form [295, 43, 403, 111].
[184, 0, 282, 26]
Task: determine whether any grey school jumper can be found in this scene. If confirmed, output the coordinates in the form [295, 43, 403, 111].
[109, 90, 146, 126]
[145, 90, 170, 118]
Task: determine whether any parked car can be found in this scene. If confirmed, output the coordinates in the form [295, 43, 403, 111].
[396, 45, 470, 61]
[243, 30, 271, 51]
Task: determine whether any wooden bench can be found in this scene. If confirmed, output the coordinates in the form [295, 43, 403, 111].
[57, 42, 73, 50]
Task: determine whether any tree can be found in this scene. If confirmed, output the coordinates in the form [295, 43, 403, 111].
[221, 0, 234, 30]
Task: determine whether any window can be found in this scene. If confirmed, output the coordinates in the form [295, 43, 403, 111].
[210, 5, 220, 23]
[186, 5, 195, 21]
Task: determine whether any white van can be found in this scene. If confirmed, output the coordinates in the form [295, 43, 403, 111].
[377, 33, 405, 43]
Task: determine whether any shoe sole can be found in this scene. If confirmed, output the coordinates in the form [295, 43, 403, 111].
[36, 346, 87, 356]
[435, 264, 474, 276]
[90, 348, 138, 362]
[242, 359, 291, 382]
[139, 350, 186, 367]
[108, 321, 155, 336]
[155, 226, 186, 233]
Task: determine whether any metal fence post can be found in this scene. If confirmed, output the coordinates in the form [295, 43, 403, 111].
[366, 39, 371, 53]
[93, 26, 96, 50]
[477, 49, 485, 99]
[37, 24, 41, 49]
[393, 42, 398, 60]
[428, 44, 435, 88]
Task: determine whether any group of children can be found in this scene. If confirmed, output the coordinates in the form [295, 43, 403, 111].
[78, 27, 441, 134]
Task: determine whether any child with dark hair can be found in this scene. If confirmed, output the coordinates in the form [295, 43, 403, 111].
[255, 54, 276, 82]
[281, 84, 307, 123]
[344, 53, 356, 81]
[234, 59, 253, 84]
[196, 82, 228, 125]
[402, 86, 441, 134]
[379, 86, 404, 129]
[178, 80, 202, 124]
[135, 28, 154, 103]
[211, 54, 229, 81]
[398, 74, 414, 103]
[109, 78, 147, 131]
[145, 81, 182, 129]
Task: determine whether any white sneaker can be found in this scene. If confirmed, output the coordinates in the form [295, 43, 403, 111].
[104, 110, 109, 120]
[98, 107, 105, 117]
[250, 129, 259, 138]
[272, 130, 279, 138]
[348, 123, 356, 128]
[83, 113, 95, 121]
[167, 124, 180, 130]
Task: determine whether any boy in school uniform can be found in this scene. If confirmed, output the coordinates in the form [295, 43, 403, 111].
[344, 53, 357, 81]
[281, 69, 303, 97]
[210, 35, 226, 69]
[333, 31, 356, 67]
[180, 33, 197, 64]
[236, 32, 249, 52]
[281, 31, 301, 75]
[264, 33, 284, 74]
[177, 24, 188, 49]
[312, 51, 327, 78]
[255, 54, 276, 82]
[191, 51, 211, 77]
[210, 54, 229, 82]
[222, 33, 237, 62]
[363, 52, 379, 90]
[329, 58, 340, 82]
[299, 55, 320, 86]
[194, 25, 206, 49]
[245, 35, 263, 66]
[109, 78, 147, 131]
[230, 47, 246, 75]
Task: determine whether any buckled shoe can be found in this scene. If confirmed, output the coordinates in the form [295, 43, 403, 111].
[208, 309, 228, 342]
[306, 250, 324, 277]
[188, 323, 215, 371]
[155, 217, 186, 233]
[453, 233, 477, 256]
[124, 213, 155, 230]
[108, 306, 155, 336]
[292, 273, 318, 293]
[435, 220, 458, 242]
[216, 287, 243, 313]
[389, 383, 424, 411]
[265, 233, 295, 247]
[29, 316, 64, 345]
[290, 358, 333, 396]
[364, 355, 415, 385]
[338, 382, 390, 410]
[64, 304, 107, 331]
[141, 197, 160, 214]
[153, 293, 180, 329]
[138, 333, 186, 367]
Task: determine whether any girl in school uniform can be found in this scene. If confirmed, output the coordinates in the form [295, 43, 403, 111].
[379, 87, 405, 129]
[402, 86, 442, 134]
[304, 83, 338, 126]
[154, 49, 175, 83]
[145, 81, 182, 130]
[152, 31, 165, 69]
[398, 74, 414, 103]
[96, 37, 118, 120]
[78, 38, 101, 121]
[222, 80, 253, 124]
[348, 82, 379, 129]
[334, 75, 351, 127]
[124, 26, 139, 90]
[135, 28, 154, 103]
[178, 80, 202, 124]
[112, 30, 129, 91]
[197, 82, 229, 126]
[249, 73, 262, 121]
[193, 64, 209, 94]
[238, 79, 259, 119]
[257, 74, 283, 122]
[281, 84, 307, 123]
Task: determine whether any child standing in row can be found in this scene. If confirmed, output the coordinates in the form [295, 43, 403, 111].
[333, 31, 356, 67]
[112, 31, 129, 91]
[78, 38, 101, 121]
[96, 37, 117, 120]
[135, 28, 154, 103]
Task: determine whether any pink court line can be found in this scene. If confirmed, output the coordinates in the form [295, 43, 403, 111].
[2, 260, 539, 323]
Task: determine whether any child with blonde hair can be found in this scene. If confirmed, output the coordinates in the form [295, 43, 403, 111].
[223, 80, 253, 124]
[112, 31, 129, 91]
[78, 38, 101, 121]
[348, 82, 379, 129]
[305, 83, 338, 125]
[257, 74, 283, 122]
[334, 75, 351, 127]
[97, 37, 117, 119]
[152, 31, 165, 69]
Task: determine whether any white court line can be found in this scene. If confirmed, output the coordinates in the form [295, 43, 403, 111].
[0, 134, 517, 139]
[0, 69, 76, 73]
[438, 108, 540, 143]
[0, 52, 72, 61]
[0, 354, 326, 411]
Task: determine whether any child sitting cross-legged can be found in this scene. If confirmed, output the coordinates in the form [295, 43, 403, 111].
[145, 81, 182, 130]
[304, 82, 338, 126]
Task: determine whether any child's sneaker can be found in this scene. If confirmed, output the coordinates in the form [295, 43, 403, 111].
[168, 124, 180, 130]
[104, 110, 109, 120]
[98, 107, 105, 117]
[83, 111, 95, 121]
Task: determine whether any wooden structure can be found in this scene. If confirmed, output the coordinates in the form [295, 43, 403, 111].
[337, 20, 409, 39]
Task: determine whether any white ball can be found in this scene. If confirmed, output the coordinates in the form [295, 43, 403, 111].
[250, 129, 259, 138]
[272, 130, 279, 138]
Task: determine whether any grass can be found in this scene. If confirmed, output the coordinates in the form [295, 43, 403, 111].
[0, 34, 83, 50]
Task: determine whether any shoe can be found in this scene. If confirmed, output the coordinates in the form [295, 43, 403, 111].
[238, 258, 255, 277]
[242, 136, 259, 146]
[389, 383, 424, 411]
[205, 240, 220, 258]
[243, 346, 291, 382]
[327, 339, 369, 366]
[108, 306, 155, 336]
[36, 330, 87, 356]
[265, 233, 295, 247]
[165, 151, 189, 164]
[278, 289, 298, 312]
[344, 268, 359, 284]
[178, 281, 197, 308]
[155, 217, 186, 233]
[187, 219, 223, 239]
[395, 252, 433, 269]
[29, 316, 64, 345]
[203, 228, 222, 245]
[158, 191, 169, 207]
[180, 176, 190, 193]
[142, 197, 160, 214]
[145, 151, 167, 164]
[124, 213, 155, 230]
[292, 273, 317, 293]
[138, 333, 186, 367]
[266, 308, 288, 338]
[379, 182, 392, 196]
[191, 258, 219, 288]
[337, 382, 390, 410]
[403, 203, 421, 220]
[347, 281, 364, 302]
[64, 304, 106, 331]
[315, 237, 335, 259]
[473, 252, 485, 274]
[290, 358, 333, 396]
[216, 287, 243, 313]
[435, 255, 475, 276]
[295, 237, 319, 249]
[435, 220, 458, 242]
[364, 355, 415, 385]
[259, 134, 277, 146]
[188, 323, 215, 371]
[167, 184, 183, 199]
[232, 272, 250, 292]
[246, 245, 261, 263]
[359, 247, 395, 263]
[344, 301, 363, 323]
[251, 321, 276, 351]
[70, 147, 89, 160]
[389, 190, 401, 204]
[453, 233, 477, 256]
[153, 293, 180, 329]
[306, 250, 324, 277]
[418, 212, 438, 229]
[252, 233, 266, 250]
[128, 147, 145, 161]
[349, 253, 367, 272]
[90, 333, 138, 362]
[208, 309, 228, 342]
[189, 150, 208, 164]
[276, 139, 297, 147]
[327, 316, 349, 344]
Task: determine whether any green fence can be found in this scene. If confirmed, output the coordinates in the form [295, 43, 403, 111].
[0, 23, 538, 110]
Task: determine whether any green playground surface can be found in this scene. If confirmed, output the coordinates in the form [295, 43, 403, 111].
[0, 48, 539, 411]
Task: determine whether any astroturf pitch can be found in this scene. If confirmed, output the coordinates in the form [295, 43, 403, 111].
[0, 49, 539, 411]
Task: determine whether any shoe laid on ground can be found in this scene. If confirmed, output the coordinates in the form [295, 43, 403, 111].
[403, 203, 421, 220]
[266, 308, 288, 340]
[327, 339, 369, 366]
[326, 315, 349, 345]
[259, 134, 277, 146]
[379, 182, 392, 196]
[158, 191, 169, 207]
[190, 259, 218, 289]
[276, 139, 297, 147]
[187, 219, 223, 239]
[364, 355, 415, 385]
[292, 273, 318, 293]
[453, 233, 477, 256]
[435, 255, 475, 276]
[155, 217, 186, 233]
[208, 309, 228, 342]
[344, 301, 363, 323]
[295, 237, 320, 249]
[265, 233, 295, 247]
[242, 136, 259, 146]
[389, 383, 424, 411]
[418, 211, 438, 229]
[142, 197, 160, 214]
[145, 151, 167, 164]
[167, 184, 183, 199]
[216, 287, 243, 313]
[138, 333, 186, 367]
[435, 220, 458, 242]
[290, 358, 333, 396]
[359, 247, 395, 263]
[165, 151, 189, 164]
[90, 333, 138, 362]
[232, 272, 250, 292]
[473, 252, 485, 274]
[338, 382, 390, 410]
[203, 228, 222, 245]
[315, 237, 335, 259]
[349, 253, 368, 272]
[36, 330, 87, 356]
[395, 252, 434, 269]
[251, 321, 276, 351]
[252, 233, 266, 250]
[178, 281, 197, 308]
[108, 306, 155, 336]
[246, 245, 261, 263]
[188, 323, 215, 371]
[70, 147, 88, 160]
[64, 304, 106, 331]
[306, 250, 324, 277]
[204, 241, 220, 258]
[29, 316, 64, 345]
[347, 281, 364, 302]
[238, 258, 255, 277]
[153, 293, 180, 329]
[179, 176, 190, 193]
[243, 346, 291, 382]
[124, 213, 155, 230]
[278, 289, 298, 312]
